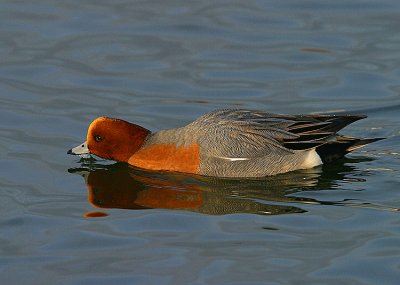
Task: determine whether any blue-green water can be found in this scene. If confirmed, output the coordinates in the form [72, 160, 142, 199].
[1, 1, 399, 284]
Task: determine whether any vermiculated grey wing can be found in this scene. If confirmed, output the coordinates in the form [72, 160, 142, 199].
[190, 109, 366, 159]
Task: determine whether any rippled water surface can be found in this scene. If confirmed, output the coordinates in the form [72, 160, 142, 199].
[1, 1, 400, 284]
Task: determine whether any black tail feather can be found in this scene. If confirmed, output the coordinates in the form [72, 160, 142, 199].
[269, 112, 383, 158]
[288, 115, 366, 135]
[316, 136, 385, 163]
[316, 115, 367, 133]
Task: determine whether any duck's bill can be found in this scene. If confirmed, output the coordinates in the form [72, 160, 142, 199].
[67, 141, 90, 155]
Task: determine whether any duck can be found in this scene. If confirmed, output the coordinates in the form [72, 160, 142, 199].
[68, 109, 383, 177]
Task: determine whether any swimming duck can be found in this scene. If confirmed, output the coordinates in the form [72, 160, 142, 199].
[68, 109, 383, 177]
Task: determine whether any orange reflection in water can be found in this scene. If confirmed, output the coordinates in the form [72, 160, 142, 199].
[84, 211, 108, 218]
[72, 164, 311, 216]
[85, 166, 203, 211]
[69, 157, 373, 218]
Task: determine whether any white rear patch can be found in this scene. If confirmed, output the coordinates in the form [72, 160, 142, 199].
[302, 149, 323, 169]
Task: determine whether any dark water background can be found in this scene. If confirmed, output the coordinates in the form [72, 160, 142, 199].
[1, 1, 399, 284]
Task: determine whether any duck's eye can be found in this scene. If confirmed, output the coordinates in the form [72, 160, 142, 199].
[94, 135, 102, 142]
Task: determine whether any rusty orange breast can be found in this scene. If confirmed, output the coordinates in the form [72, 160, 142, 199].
[128, 143, 200, 174]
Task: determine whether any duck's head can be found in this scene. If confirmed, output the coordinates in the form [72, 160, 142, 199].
[68, 117, 150, 162]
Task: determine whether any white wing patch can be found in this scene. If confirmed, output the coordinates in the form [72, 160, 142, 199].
[218, 156, 250, 161]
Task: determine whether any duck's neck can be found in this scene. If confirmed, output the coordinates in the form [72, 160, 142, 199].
[116, 123, 151, 162]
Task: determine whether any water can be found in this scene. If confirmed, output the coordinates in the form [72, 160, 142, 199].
[1, 0, 400, 284]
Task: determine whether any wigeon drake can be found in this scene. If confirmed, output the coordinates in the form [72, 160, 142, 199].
[68, 109, 383, 177]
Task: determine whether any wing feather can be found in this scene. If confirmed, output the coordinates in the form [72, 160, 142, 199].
[189, 109, 366, 159]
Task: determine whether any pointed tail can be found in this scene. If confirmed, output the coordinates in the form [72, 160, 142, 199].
[316, 136, 384, 163]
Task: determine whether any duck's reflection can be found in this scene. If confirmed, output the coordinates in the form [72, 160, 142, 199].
[68, 157, 371, 216]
